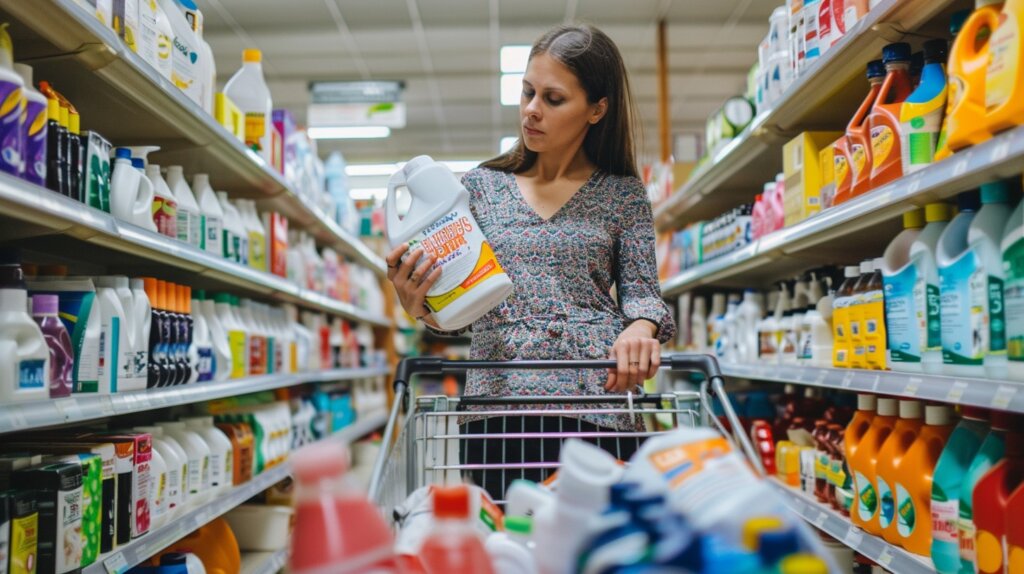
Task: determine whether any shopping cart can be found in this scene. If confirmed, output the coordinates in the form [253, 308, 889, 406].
[367, 354, 762, 517]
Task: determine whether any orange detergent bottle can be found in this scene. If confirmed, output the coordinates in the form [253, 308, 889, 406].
[876, 400, 925, 546]
[892, 405, 956, 556]
[844, 394, 877, 469]
[974, 429, 1024, 574]
[983, 0, 1024, 136]
[849, 397, 899, 535]
[843, 59, 887, 201]
[868, 43, 915, 191]
[1008, 478, 1024, 574]
[947, 0, 1005, 151]
[935, 10, 973, 162]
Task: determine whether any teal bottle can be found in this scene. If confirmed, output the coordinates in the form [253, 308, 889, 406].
[957, 411, 1010, 573]
[930, 407, 987, 573]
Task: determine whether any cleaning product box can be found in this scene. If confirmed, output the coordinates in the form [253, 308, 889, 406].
[262, 211, 288, 278]
[215, 93, 245, 143]
[271, 109, 296, 178]
[12, 462, 84, 574]
[783, 131, 842, 226]
[819, 139, 838, 209]
[82, 131, 112, 213]
[111, 0, 140, 54]
[5, 491, 39, 574]
[0, 454, 43, 491]
[93, 433, 151, 542]
[41, 453, 102, 568]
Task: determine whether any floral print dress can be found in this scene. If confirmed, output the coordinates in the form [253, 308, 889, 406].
[439, 166, 676, 430]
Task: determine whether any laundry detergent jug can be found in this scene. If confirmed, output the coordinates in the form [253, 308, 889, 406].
[386, 156, 512, 331]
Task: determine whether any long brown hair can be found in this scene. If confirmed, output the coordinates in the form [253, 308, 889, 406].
[481, 24, 639, 178]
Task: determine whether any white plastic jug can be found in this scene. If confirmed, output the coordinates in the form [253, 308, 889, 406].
[938, 192, 982, 378]
[1003, 191, 1024, 382]
[881, 209, 926, 372]
[94, 278, 129, 393]
[110, 148, 156, 231]
[909, 203, 952, 374]
[193, 174, 222, 255]
[98, 276, 147, 391]
[158, 421, 211, 506]
[223, 49, 272, 160]
[0, 263, 49, 402]
[386, 156, 512, 330]
[166, 165, 202, 249]
[183, 416, 233, 496]
[130, 278, 152, 386]
[135, 425, 186, 518]
[969, 182, 1013, 380]
[199, 297, 230, 381]
[27, 276, 104, 393]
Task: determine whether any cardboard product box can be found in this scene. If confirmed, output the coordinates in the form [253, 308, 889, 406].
[783, 131, 843, 227]
[4, 490, 39, 574]
[91, 433, 151, 542]
[819, 140, 839, 210]
[41, 454, 102, 568]
[12, 463, 84, 574]
[262, 211, 289, 278]
[111, 0, 140, 53]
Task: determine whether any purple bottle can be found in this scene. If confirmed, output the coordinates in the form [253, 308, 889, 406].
[14, 64, 47, 187]
[32, 294, 73, 398]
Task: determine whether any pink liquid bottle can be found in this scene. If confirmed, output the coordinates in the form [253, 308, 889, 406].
[420, 485, 496, 574]
[31, 294, 73, 398]
[289, 440, 399, 574]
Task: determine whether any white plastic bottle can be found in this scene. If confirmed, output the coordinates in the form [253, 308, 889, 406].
[156, 0, 204, 106]
[217, 192, 244, 263]
[137, 0, 173, 80]
[199, 295, 231, 381]
[193, 174, 222, 255]
[145, 440, 169, 530]
[188, 291, 212, 383]
[158, 420, 211, 506]
[182, 416, 233, 496]
[146, 163, 178, 238]
[1003, 192, 1024, 382]
[215, 293, 247, 378]
[110, 148, 157, 232]
[135, 425, 186, 519]
[737, 290, 764, 363]
[707, 293, 726, 353]
[790, 276, 810, 363]
[165, 166, 201, 249]
[129, 278, 152, 386]
[0, 261, 49, 402]
[240, 200, 267, 272]
[969, 182, 1013, 380]
[717, 294, 740, 363]
[27, 276, 104, 393]
[774, 282, 795, 364]
[938, 191, 983, 378]
[93, 278, 129, 393]
[881, 209, 926, 372]
[487, 522, 537, 574]
[801, 272, 833, 367]
[757, 292, 779, 364]
[908, 203, 952, 374]
[178, 0, 216, 114]
[101, 276, 148, 391]
[223, 49, 273, 161]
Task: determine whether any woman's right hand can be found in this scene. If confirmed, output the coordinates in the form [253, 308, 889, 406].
[386, 243, 443, 319]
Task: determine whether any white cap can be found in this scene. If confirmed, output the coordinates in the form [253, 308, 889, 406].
[857, 394, 877, 412]
[556, 440, 624, 512]
[183, 416, 214, 430]
[926, 405, 954, 426]
[877, 398, 898, 417]
[134, 425, 164, 438]
[860, 260, 872, 274]
[159, 421, 188, 432]
[899, 400, 923, 419]
[873, 258, 885, 271]
[845, 266, 860, 278]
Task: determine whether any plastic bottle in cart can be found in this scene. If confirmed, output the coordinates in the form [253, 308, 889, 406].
[973, 428, 1024, 574]
[165, 166, 201, 249]
[931, 407, 989, 573]
[900, 39, 950, 173]
[841, 60, 886, 202]
[938, 190, 982, 377]
[486, 517, 536, 574]
[903, 202, 954, 374]
[960, 412, 1011, 571]
[419, 485, 496, 574]
[193, 174, 222, 255]
[385, 156, 514, 331]
[146, 162, 178, 239]
[289, 440, 398, 574]
[849, 397, 898, 535]
[1003, 180, 1024, 382]
[110, 148, 157, 231]
[893, 404, 955, 555]
[867, 43, 915, 191]
[876, 399, 924, 543]
[223, 49, 273, 161]
[30, 294, 70, 398]
[947, 0, 1005, 152]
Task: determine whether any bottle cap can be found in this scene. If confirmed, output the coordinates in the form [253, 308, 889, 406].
[432, 485, 470, 520]
[845, 266, 860, 278]
[925, 202, 952, 223]
[902, 208, 924, 229]
[860, 260, 872, 274]
[131, 158, 145, 169]
[779, 554, 829, 574]
[926, 405, 954, 426]
[243, 49, 262, 63]
[957, 190, 980, 212]
[980, 180, 1010, 204]
[857, 394, 877, 412]
[899, 400, 923, 419]
[31, 294, 59, 315]
[877, 397, 898, 417]
[923, 39, 948, 63]
[194, 289, 205, 301]
[114, 148, 132, 160]
[184, 286, 191, 314]
[68, 112, 80, 135]
[214, 292, 232, 305]
[142, 277, 158, 303]
[505, 516, 533, 535]
[950, 9, 971, 36]
[742, 516, 785, 551]
[882, 42, 912, 64]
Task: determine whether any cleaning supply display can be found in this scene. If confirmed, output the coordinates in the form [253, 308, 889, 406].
[931, 407, 989, 573]
[420, 485, 496, 574]
[881, 208, 925, 369]
[385, 155, 513, 331]
[900, 39, 950, 173]
[867, 43, 915, 190]
[939, 190, 984, 377]
[947, 0, 1004, 151]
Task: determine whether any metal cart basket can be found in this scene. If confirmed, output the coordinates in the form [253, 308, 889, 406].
[368, 354, 760, 518]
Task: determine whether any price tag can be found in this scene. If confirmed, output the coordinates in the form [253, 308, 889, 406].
[904, 377, 922, 397]
[815, 370, 828, 385]
[990, 139, 1011, 162]
[946, 381, 969, 403]
[55, 398, 83, 422]
[992, 385, 1018, 410]
[844, 528, 864, 547]
[906, 175, 923, 195]
[104, 553, 129, 574]
[841, 371, 855, 388]
[871, 374, 881, 391]
[6, 410, 28, 431]
[953, 155, 970, 177]
[814, 511, 828, 528]
[99, 396, 116, 417]
[878, 547, 894, 567]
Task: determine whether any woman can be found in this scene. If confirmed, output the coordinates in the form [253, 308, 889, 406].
[386, 23, 675, 500]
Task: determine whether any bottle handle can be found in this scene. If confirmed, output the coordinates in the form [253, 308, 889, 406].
[137, 172, 156, 230]
[385, 165, 406, 243]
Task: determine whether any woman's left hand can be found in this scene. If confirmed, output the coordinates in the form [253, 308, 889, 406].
[606, 320, 661, 392]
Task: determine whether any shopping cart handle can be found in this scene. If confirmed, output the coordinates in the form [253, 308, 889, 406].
[392, 354, 722, 391]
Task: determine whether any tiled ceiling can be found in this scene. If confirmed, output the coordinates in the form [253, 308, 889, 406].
[199, 0, 775, 164]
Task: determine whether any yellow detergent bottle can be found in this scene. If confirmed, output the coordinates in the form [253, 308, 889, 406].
[849, 260, 874, 369]
[983, 0, 1024, 135]
[936, 11, 973, 162]
[947, 0, 1005, 152]
[833, 265, 860, 368]
[865, 258, 888, 370]
[386, 156, 514, 331]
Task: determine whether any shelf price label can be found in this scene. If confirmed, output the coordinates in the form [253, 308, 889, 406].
[904, 378, 922, 397]
[104, 552, 129, 574]
[815, 370, 828, 385]
[878, 547, 894, 567]
[946, 381, 969, 403]
[844, 528, 864, 548]
[992, 385, 1018, 411]
[841, 371, 855, 388]
[814, 511, 828, 528]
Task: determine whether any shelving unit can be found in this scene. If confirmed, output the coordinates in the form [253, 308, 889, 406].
[241, 550, 289, 574]
[769, 480, 934, 574]
[0, 0, 387, 277]
[722, 363, 1024, 414]
[86, 411, 388, 574]
[654, 0, 961, 230]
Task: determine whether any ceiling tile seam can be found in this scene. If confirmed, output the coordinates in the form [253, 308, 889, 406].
[406, 0, 452, 152]
[324, 0, 372, 79]
[203, 0, 280, 76]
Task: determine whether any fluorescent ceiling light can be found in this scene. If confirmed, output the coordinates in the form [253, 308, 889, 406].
[500, 136, 518, 153]
[346, 160, 483, 177]
[500, 45, 531, 73]
[501, 74, 523, 106]
[308, 126, 391, 139]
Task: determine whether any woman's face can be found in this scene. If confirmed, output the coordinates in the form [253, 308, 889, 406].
[520, 52, 607, 155]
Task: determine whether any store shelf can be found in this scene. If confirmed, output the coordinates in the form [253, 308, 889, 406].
[661, 124, 1024, 296]
[87, 411, 388, 574]
[722, 363, 1024, 414]
[769, 480, 934, 574]
[655, 0, 964, 231]
[0, 0, 386, 277]
[0, 172, 389, 327]
[241, 550, 288, 574]
[0, 367, 390, 434]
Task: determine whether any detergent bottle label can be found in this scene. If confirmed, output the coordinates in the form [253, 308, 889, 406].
[10, 507, 38, 573]
[197, 347, 214, 382]
[0, 81, 22, 177]
[940, 249, 985, 365]
[870, 125, 896, 171]
[152, 197, 177, 237]
[885, 264, 921, 363]
[18, 359, 45, 389]
[895, 482, 917, 537]
[1004, 238, 1024, 362]
[976, 528, 1005, 573]
[985, 17, 1020, 110]
[901, 97, 946, 170]
[248, 231, 266, 271]
[931, 484, 959, 545]
[878, 475, 896, 529]
[834, 152, 850, 189]
[24, 96, 47, 186]
[850, 143, 868, 182]
[244, 112, 267, 153]
[960, 512, 978, 565]
[48, 290, 101, 392]
[855, 470, 879, 522]
[414, 209, 507, 313]
[916, 274, 943, 353]
[228, 330, 246, 378]
[202, 214, 221, 253]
